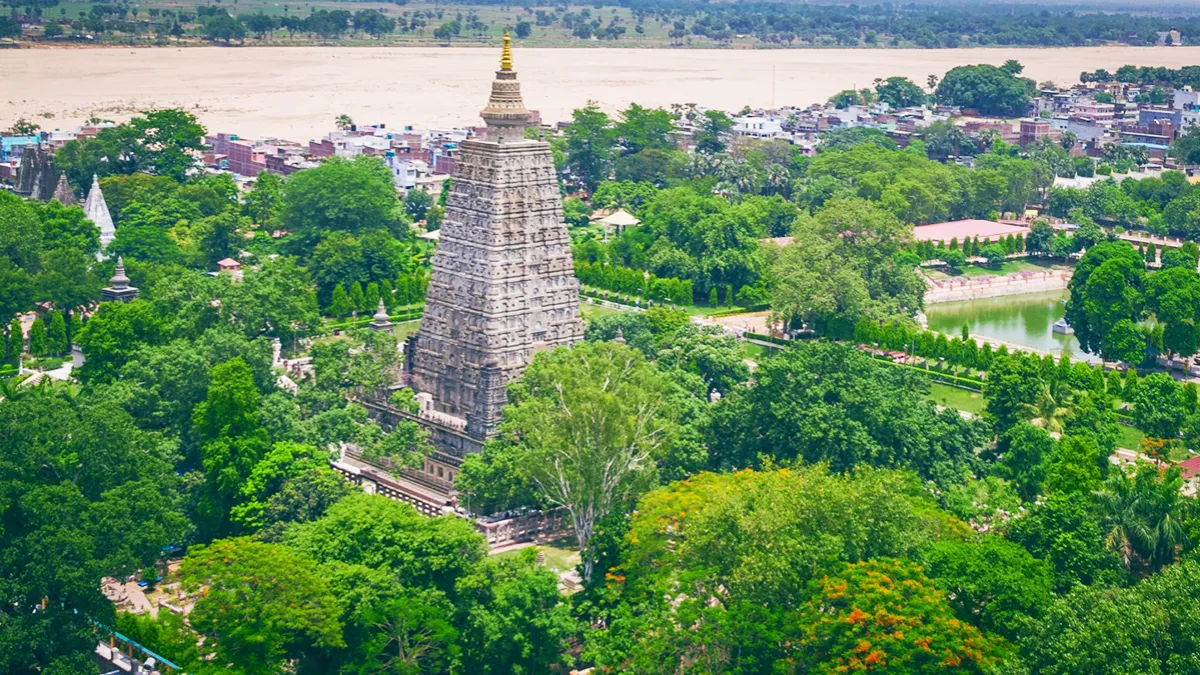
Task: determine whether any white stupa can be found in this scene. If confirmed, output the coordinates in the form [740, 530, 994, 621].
[83, 174, 115, 259]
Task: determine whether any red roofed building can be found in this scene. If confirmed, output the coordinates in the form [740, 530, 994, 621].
[1178, 455, 1200, 496]
[912, 219, 1032, 244]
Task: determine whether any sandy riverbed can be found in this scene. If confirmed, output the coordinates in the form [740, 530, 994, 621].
[5, 45, 1200, 139]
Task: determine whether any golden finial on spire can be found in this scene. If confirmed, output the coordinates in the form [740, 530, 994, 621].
[500, 30, 513, 71]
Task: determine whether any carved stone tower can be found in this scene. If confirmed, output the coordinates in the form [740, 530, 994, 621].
[405, 32, 584, 469]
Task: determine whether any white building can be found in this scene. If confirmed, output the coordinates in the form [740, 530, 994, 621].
[384, 155, 423, 189]
[732, 115, 785, 139]
[1174, 87, 1200, 111]
[83, 174, 115, 259]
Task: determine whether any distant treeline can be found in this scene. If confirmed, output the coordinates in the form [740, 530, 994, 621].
[1081, 65, 1200, 88]
[439, 1, 1200, 48]
[10, 0, 1200, 48]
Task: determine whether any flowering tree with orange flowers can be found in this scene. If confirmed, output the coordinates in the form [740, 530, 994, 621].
[783, 559, 1000, 674]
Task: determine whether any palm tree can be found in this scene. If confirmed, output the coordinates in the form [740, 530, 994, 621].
[1095, 463, 1190, 575]
[335, 114, 354, 131]
[1018, 383, 1076, 435]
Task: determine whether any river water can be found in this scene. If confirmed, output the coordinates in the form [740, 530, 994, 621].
[5, 45, 1200, 138]
[925, 290, 1100, 363]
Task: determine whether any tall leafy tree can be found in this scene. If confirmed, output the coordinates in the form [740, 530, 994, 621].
[179, 537, 344, 674]
[1064, 241, 1145, 358]
[498, 340, 680, 582]
[614, 103, 674, 154]
[281, 155, 403, 254]
[192, 356, 271, 538]
[0, 389, 185, 673]
[0, 191, 43, 271]
[564, 102, 615, 190]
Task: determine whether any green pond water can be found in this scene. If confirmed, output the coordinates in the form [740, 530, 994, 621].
[925, 290, 1100, 363]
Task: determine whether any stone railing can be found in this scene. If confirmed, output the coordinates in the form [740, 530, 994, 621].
[925, 269, 1072, 304]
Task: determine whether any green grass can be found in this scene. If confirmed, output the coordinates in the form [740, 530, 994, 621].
[739, 341, 769, 360]
[925, 382, 986, 415]
[581, 303, 624, 321]
[1115, 424, 1144, 451]
[493, 536, 580, 576]
[926, 259, 1064, 280]
[391, 319, 421, 341]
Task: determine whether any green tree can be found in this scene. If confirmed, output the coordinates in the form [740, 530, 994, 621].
[0, 259, 34, 329]
[498, 341, 680, 582]
[588, 466, 964, 672]
[349, 281, 366, 313]
[1044, 435, 1104, 497]
[1171, 125, 1200, 166]
[614, 103, 674, 154]
[1007, 493, 1126, 592]
[1064, 241, 1145, 358]
[456, 549, 576, 674]
[281, 155, 402, 253]
[924, 536, 1054, 638]
[0, 191, 43, 271]
[76, 299, 169, 383]
[1133, 372, 1187, 441]
[1144, 266, 1200, 357]
[1095, 462, 1189, 573]
[712, 342, 986, 482]
[242, 170, 284, 225]
[56, 109, 206, 186]
[874, 75, 928, 108]
[36, 199, 100, 257]
[36, 247, 103, 313]
[46, 311, 67, 356]
[192, 356, 271, 538]
[403, 187, 433, 221]
[564, 102, 615, 190]
[695, 109, 734, 154]
[1020, 582, 1167, 675]
[179, 537, 344, 674]
[936, 64, 1032, 116]
[328, 283, 353, 318]
[283, 492, 486, 596]
[996, 422, 1053, 501]
[0, 388, 185, 673]
[27, 317, 46, 357]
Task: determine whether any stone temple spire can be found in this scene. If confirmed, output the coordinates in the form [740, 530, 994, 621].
[403, 33, 584, 479]
[479, 30, 532, 142]
[100, 257, 139, 303]
[52, 173, 76, 206]
[84, 174, 115, 259]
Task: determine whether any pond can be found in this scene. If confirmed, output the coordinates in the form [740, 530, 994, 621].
[925, 290, 1100, 363]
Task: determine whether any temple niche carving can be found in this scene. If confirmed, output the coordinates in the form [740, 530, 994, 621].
[400, 32, 584, 481]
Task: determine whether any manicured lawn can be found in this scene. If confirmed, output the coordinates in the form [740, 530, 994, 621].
[925, 382, 986, 415]
[926, 258, 1065, 280]
[739, 341, 770, 360]
[580, 303, 624, 321]
[1115, 424, 1144, 451]
[392, 319, 421, 341]
[493, 536, 580, 576]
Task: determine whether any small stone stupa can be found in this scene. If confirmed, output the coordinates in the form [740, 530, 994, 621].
[100, 257, 139, 303]
[52, 174, 76, 206]
[84, 174, 115, 258]
[368, 298, 393, 332]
